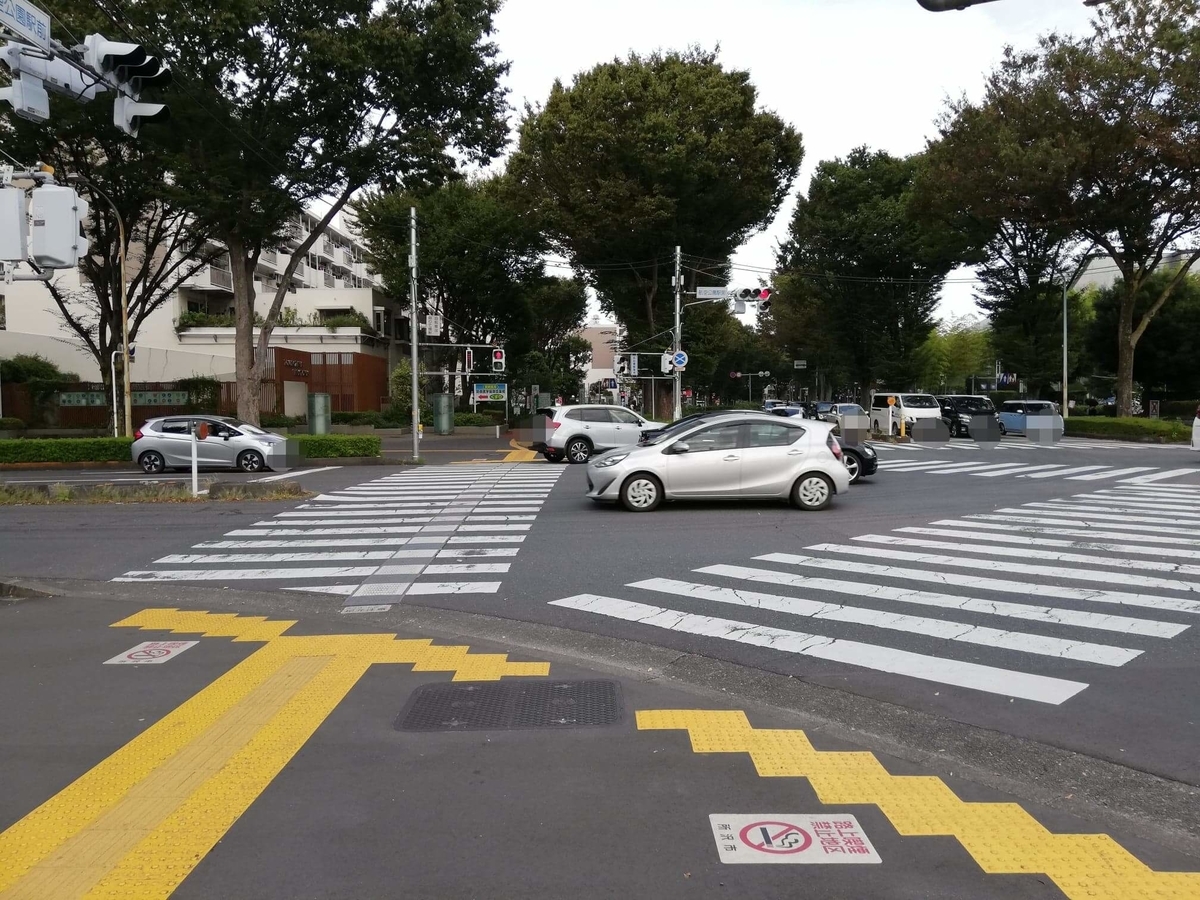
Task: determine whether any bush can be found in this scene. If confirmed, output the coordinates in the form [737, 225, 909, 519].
[0, 437, 134, 464]
[0, 417, 26, 430]
[332, 411, 387, 427]
[1158, 400, 1199, 419]
[260, 413, 305, 428]
[454, 412, 498, 427]
[0, 354, 79, 383]
[287, 434, 381, 458]
[321, 309, 378, 336]
[1063, 417, 1191, 442]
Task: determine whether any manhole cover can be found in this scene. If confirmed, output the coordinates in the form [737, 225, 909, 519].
[396, 680, 623, 731]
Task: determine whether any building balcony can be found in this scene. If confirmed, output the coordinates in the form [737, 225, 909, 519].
[183, 265, 234, 293]
[341, 248, 354, 267]
[323, 271, 335, 288]
[321, 240, 334, 258]
[262, 250, 278, 266]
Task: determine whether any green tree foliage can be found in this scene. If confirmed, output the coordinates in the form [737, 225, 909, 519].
[1087, 270, 1200, 399]
[144, 0, 510, 423]
[508, 47, 802, 407]
[0, 354, 78, 383]
[775, 148, 964, 405]
[925, 0, 1200, 415]
[913, 320, 993, 393]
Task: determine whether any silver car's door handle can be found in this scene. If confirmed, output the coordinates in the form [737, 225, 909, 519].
[787, 449, 804, 455]
[723, 455, 740, 461]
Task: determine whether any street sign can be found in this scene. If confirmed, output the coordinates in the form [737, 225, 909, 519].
[794, 359, 807, 369]
[531, 383, 540, 397]
[473, 382, 508, 402]
[605, 378, 618, 389]
[673, 350, 689, 368]
[695, 286, 729, 299]
[0, 0, 51, 50]
[886, 395, 896, 406]
[709, 814, 880, 865]
[105, 640, 198, 665]
[630, 353, 639, 377]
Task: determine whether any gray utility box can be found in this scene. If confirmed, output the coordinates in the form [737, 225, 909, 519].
[432, 393, 454, 435]
[307, 393, 331, 434]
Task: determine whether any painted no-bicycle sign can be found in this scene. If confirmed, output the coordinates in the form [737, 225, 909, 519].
[709, 814, 881, 864]
[104, 640, 199, 665]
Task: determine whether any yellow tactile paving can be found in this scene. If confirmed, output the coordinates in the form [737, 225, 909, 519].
[637, 709, 1200, 900]
[0, 609, 549, 899]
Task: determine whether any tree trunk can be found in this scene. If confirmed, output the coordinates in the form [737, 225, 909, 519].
[1114, 285, 1136, 418]
[228, 237, 261, 424]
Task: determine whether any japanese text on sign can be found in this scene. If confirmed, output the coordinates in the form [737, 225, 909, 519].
[709, 814, 880, 865]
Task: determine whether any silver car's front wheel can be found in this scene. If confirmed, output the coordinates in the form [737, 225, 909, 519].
[566, 438, 591, 464]
[792, 473, 833, 511]
[620, 474, 662, 512]
[237, 450, 265, 472]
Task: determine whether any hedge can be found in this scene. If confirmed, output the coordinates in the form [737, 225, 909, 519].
[1158, 400, 1199, 419]
[1063, 417, 1191, 442]
[287, 434, 381, 458]
[0, 417, 26, 430]
[0, 437, 134, 464]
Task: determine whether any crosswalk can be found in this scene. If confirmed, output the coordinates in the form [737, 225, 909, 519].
[869, 440, 1057, 453]
[113, 463, 562, 612]
[551, 482, 1200, 705]
[875, 455, 1200, 483]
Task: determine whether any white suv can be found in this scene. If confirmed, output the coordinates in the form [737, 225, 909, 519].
[532, 405, 665, 463]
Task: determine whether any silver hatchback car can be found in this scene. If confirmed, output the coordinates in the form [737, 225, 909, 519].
[132, 415, 289, 473]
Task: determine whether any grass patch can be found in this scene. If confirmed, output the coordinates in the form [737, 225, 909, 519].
[1064, 416, 1192, 442]
[0, 481, 312, 505]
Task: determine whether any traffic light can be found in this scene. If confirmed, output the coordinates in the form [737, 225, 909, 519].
[757, 288, 773, 313]
[615, 355, 629, 376]
[465, 347, 474, 373]
[29, 185, 89, 269]
[128, 344, 137, 363]
[0, 187, 27, 263]
[82, 35, 171, 136]
[492, 348, 505, 373]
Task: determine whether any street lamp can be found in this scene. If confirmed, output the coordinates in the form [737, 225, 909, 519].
[67, 174, 132, 437]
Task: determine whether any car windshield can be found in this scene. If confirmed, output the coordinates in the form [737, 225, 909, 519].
[954, 397, 994, 412]
[643, 414, 709, 445]
[222, 419, 268, 434]
[901, 395, 939, 408]
[838, 404, 865, 415]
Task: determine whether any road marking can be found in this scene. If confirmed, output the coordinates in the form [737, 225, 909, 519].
[804, 543, 1200, 593]
[225, 526, 425, 536]
[689, 567, 1182, 637]
[637, 710, 1200, 899]
[874, 460, 953, 471]
[850, 534, 1200, 575]
[923, 462, 1023, 474]
[156, 551, 396, 564]
[628, 577, 1141, 664]
[1001, 505, 1200, 526]
[1063, 495, 1200, 512]
[970, 464, 1068, 477]
[0, 609, 547, 899]
[1020, 465, 1109, 479]
[195, 538, 416, 549]
[436, 547, 519, 558]
[1119, 468, 1200, 484]
[422, 562, 511, 574]
[282, 585, 358, 595]
[969, 513, 1200, 538]
[941, 518, 1200, 545]
[1065, 466, 1157, 480]
[897, 526, 1200, 560]
[250, 466, 341, 482]
[754, 553, 1200, 615]
[551, 594, 1087, 704]
[115, 567, 382, 581]
[404, 581, 502, 594]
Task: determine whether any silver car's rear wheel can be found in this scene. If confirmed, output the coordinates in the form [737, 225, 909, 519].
[842, 452, 860, 483]
[237, 450, 265, 472]
[792, 473, 833, 511]
[620, 474, 662, 512]
[138, 450, 165, 474]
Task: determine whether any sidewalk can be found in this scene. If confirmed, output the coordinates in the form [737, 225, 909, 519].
[382, 430, 540, 462]
[1, 581, 1197, 899]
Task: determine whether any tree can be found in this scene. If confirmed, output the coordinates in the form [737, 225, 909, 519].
[1087, 269, 1200, 399]
[145, 0, 509, 422]
[776, 148, 965, 406]
[925, 0, 1200, 415]
[1, 1, 214, 432]
[914, 318, 993, 393]
[507, 47, 802, 410]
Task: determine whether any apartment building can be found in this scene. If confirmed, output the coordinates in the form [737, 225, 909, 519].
[0, 208, 405, 412]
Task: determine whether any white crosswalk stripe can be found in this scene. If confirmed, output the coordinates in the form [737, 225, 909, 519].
[113, 462, 563, 607]
[874, 456, 1200, 484]
[550, 486, 1198, 706]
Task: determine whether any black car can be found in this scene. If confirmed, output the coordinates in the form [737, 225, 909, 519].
[839, 441, 878, 484]
[636, 409, 768, 445]
[937, 395, 1000, 438]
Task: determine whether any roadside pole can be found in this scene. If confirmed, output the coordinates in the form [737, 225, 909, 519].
[110, 351, 119, 437]
[673, 245, 682, 422]
[409, 206, 420, 460]
[190, 424, 199, 497]
[1062, 281, 1069, 419]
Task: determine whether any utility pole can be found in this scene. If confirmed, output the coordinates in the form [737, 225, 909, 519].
[409, 206, 420, 460]
[673, 245, 682, 422]
[1062, 282, 1069, 419]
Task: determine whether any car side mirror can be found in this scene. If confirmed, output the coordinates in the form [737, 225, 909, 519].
[672, 441, 691, 454]
[223, 434, 231, 441]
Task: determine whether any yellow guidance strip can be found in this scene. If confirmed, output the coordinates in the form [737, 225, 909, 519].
[637, 710, 1200, 900]
[504, 439, 540, 462]
[0, 609, 548, 900]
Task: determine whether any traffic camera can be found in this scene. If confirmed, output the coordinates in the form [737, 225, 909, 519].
[492, 348, 506, 373]
[29, 185, 89, 269]
[615, 356, 629, 376]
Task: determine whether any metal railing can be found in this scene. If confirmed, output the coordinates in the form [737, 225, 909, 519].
[322, 240, 334, 257]
[324, 270, 335, 288]
[341, 248, 353, 266]
[210, 268, 233, 289]
[262, 250, 278, 265]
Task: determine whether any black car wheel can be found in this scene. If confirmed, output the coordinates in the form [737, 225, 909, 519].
[566, 438, 592, 464]
[842, 451, 861, 484]
[891, 422, 901, 436]
[138, 450, 165, 474]
[998, 422, 1007, 436]
[544, 450, 564, 463]
[237, 450, 265, 472]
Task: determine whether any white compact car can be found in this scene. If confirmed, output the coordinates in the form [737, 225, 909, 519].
[1193, 403, 1200, 452]
[585, 414, 851, 511]
[532, 405, 664, 463]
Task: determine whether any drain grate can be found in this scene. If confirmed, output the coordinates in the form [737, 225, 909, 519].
[396, 680, 623, 731]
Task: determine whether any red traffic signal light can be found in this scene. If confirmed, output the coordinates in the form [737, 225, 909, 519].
[756, 288, 772, 301]
[492, 348, 506, 373]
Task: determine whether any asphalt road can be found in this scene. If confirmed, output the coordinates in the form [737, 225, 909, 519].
[2, 437, 1199, 789]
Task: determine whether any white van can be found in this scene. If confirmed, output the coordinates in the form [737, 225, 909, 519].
[870, 392, 943, 435]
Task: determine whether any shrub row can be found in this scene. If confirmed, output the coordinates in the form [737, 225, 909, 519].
[287, 434, 381, 458]
[1157, 400, 1200, 419]
[270, 410, 506, 429]
[0, 417, 26, 430]
[0, 437, 134, 463]
[1063, 417, 1191, 442]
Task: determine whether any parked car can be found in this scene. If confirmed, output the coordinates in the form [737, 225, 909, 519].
[1193, 402, 1200, 452]
[762, 399, 786, 413]
[769, 404, 807, 418]
[821, 402, 867, 424]
[869, 392, 942, 435]
[585, 415, 851, 512]
[996, 400, 1064, 437]
[812, 400, 837, 419]
[532, 405, 664, 463]
[937, 395, 1000, 438]
[132, 416, 288, 473]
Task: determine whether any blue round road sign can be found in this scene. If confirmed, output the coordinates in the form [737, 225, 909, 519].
[673, 351, 689, 367]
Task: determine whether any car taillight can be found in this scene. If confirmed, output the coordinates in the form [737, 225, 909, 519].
[551, 422, 561, 430]
[827, 433, 842, 459]
[133, 428, 143, 440]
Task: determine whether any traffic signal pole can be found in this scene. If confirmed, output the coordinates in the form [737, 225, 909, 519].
[409, 206, 420, 460]
[673, 245, 682, 422]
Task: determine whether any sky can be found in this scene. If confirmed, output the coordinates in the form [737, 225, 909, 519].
[489, 0, 1097, 325]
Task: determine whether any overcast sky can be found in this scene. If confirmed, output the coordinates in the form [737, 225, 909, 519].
[490, 0, 1097, 324]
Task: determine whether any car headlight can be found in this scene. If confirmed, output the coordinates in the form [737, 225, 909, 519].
[593, 453, 629, 469]
[904, 415, 916, 424]
[959, 415, 972, 424]
[861, 445, 876, 457]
